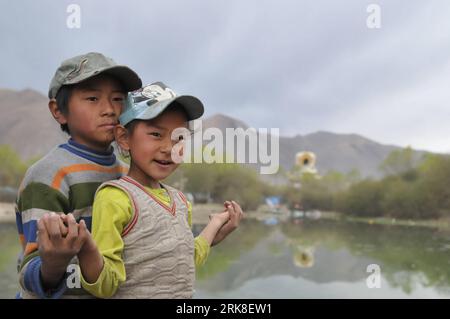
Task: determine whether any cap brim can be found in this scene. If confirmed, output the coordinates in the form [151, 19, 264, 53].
[171, 95, 204, 121]
[131, 95, 204, 123]
[100, 66, 142, 92]
[65, 65, 142, 92]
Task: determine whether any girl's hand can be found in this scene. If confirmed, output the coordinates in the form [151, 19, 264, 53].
[211, 200, 244, 246]
[209, 210, 230, 227]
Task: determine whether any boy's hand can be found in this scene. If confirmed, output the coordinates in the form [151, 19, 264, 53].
[211, 200, 244, 246]
[37, 213, 89, 289]
[59, 214, 95, 256]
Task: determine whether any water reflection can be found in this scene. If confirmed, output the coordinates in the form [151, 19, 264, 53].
[194, 219, 450, 298]
[1, 219, 450, 298]
[0, 223, 21, 298]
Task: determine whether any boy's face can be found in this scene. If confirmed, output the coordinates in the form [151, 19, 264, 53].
[126, 109, 188, 187]
[62, 74, 125, 151]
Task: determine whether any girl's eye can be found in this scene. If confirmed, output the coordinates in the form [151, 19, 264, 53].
[174, 132, 192, 142]
[87, 97, 98, 101]
[113, 96, 124, 102]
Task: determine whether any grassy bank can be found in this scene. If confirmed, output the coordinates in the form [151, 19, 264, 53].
[3, 200, 450, 231]
[319, 210, 450, 230]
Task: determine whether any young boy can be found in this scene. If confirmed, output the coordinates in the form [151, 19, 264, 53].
[15, 52, 142, 298]
[70, 82, 244, 298]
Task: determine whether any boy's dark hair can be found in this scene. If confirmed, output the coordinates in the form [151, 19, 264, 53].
[55, 85, 74, 134]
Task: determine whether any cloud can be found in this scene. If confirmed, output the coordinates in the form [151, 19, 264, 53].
[0, 0, 448, 152]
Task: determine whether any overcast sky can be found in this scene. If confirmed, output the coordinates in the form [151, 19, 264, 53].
[1, 0, 449, 153]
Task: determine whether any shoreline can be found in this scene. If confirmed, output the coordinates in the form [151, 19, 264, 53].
[0, 202, 261, 225]
[2, 202, 449, 230]
[0, 202, 264, 224]
[334, 214, 450, 230]
[0, 202, 15, 223]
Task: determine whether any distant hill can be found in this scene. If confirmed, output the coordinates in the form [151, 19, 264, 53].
[0, 88, 428, 178]
[203, 114, 428, 178]
[0, 88, 66, 160]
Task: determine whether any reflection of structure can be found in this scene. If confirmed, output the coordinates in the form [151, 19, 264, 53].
[289, 151, 320, 189]
[293, 245, 315, 268]
[295, 152, 318, 175]
[195, 223, 382, 294]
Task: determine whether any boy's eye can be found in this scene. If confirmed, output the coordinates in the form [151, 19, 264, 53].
[113, 96, 124, 102]
[149, 132, 162, 138]
[87, 97, 98, 102]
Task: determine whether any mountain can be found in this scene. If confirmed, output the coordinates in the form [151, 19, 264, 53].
[0, 88, 428, 177]
[203, 114, 427, 178]
[278, 131, 401, 177]
[202, 113, 249, 131]
[0, 88, 66, 160]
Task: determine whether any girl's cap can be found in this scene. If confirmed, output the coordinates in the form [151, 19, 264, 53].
[119, 82, 204, 126]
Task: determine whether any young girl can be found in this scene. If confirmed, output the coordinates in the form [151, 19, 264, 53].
[75, 82, 243, 298]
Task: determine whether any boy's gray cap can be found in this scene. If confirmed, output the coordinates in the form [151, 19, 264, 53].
[119, 82, 204, 126]
[48, 52, 142, 98]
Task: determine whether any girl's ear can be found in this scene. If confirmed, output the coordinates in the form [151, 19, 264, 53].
[114, 125, 130, 151]
[48, 99, 68, 125]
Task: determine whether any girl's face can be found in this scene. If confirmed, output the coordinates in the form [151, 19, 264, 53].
[123, 109, 188, 188]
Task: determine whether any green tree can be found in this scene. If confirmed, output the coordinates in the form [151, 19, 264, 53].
[336, 179, 384, 217]
[380, 146, 416, 176]
[170, 163, 265, 211]
[0, 145, 28, 187]
[417, 154, 450, 217]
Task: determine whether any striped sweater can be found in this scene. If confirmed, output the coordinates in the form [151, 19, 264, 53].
[15, 138, 127, 298]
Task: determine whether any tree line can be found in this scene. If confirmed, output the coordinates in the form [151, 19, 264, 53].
[2, 144, 449, 220]
[291, 148, 450, 219]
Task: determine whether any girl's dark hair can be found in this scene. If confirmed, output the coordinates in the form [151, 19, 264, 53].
[55, 85, 74, 134]
[124, 102, 190, 134]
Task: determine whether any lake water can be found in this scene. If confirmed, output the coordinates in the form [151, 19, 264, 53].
[2, 218, 450, 299]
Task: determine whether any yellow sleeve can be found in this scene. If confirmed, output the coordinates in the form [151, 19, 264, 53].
[80, 186, 133, 298]
[187, 200, 211, 267]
